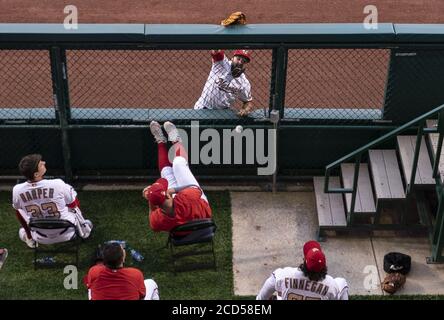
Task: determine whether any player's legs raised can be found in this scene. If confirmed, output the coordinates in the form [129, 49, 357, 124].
[164, 121, 208, 202]
[172, 157, 199, 187]
[172, 156, 208, 202]
[164, 121, 197, 186]
[150, 121, 178, 188]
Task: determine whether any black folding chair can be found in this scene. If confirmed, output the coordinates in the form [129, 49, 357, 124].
[166, 218, 217, 274]
[28, 218, 82, 269]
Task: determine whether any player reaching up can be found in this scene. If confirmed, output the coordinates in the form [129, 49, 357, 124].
[256, 241, 349, 300]
[194, 49, 254, 116]
[143, 121, 212, 233]
[12, 154, 93, 248]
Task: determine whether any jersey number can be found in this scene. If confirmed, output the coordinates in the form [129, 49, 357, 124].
[287, 293, 321, 300]
[25, 202, 60, 218]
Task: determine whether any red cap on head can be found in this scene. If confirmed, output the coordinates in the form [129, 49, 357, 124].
[303, 240, 326, 273]
[303, 240, 321, 257]
[233, 49, 251, 62]
[146, 178, 168, 206]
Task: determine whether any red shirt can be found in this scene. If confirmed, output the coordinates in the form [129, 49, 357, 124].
[84, 264, 146, 300]
[149, 187, 212, 232]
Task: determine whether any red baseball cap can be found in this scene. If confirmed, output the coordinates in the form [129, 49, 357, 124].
[146, 178, 168, 206]
[303, 240, 326, 273]
[233, 49, 251, 62]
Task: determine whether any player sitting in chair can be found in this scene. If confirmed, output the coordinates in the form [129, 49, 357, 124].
[143, 121, 212, 233]
[12, 154, 93, 248]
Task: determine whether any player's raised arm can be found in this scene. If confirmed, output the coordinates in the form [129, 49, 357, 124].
[211, 49, 225, 63]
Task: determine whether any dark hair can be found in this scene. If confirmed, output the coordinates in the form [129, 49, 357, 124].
[299, 262, 327, 282]
[102, 242, 124, 269]
[18, 154, 42, 181]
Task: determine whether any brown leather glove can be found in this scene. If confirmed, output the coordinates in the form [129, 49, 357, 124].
[381, 272, 406, 294]
[237, 101, 254, 117]
[221, 12, 247, 26]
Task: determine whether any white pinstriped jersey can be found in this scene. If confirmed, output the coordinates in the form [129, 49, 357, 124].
[257, 267, 349, 300]
[194, 56, 252, 110]
[12, 179, 77, 224]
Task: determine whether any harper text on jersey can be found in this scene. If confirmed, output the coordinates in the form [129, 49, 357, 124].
[19, 188, 55, 203]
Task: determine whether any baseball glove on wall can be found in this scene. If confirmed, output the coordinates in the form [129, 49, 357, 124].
[381, 272, 406, 294]
[221, 12, 247, 26]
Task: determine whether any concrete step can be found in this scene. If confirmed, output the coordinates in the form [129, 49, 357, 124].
[368, 149, 406, 200]
[397, 135, 435, 188]
[313, 176, 347, 227]
[341, 163, 376, 214]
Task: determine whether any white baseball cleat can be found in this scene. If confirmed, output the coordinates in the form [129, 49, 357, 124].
[80, 220, 93, 239]
[149, 121, 167, 144]
[163, 121, 182, 143]
[19, 228, 38, 248]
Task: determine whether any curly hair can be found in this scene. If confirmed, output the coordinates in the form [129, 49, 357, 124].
[299, 262, 327, 282]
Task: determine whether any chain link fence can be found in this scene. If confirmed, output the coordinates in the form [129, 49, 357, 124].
[285, 48, 390, 122]
[66, 49, 272, 124]
[0, 48, 391, 125]
[0, 50, 54, 121]
[2, 43, 442, 178]
[0, 50, 60, 175]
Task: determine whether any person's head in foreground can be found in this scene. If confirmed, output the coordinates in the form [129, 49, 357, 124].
[18, 154, 46, 182]
[103, 242, 126, 269]
[299, 240, 327, 282]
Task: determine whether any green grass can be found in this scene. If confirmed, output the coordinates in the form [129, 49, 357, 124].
[2, 190, 444, 300]
[0, 190, 233, 300]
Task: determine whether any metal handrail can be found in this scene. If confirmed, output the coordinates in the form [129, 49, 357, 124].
[324, 103, 444, 219]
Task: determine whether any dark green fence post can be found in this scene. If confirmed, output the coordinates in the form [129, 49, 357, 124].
[60, 49, 72, 120]
[268, 48, 277, 116]
[407, 121, 425, 194]
[432, 110, 444, 178]
[270, 46, 288, 183]
[50, 47, 73, 182]
[348, 154, 362, 225]
[429, 189, 444, 263]
[273, 46, 288, 119]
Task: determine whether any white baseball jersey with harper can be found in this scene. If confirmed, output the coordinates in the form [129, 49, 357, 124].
[12, 179, 83, 243]
[256, 267, 349, 300]
[194, 55, 252, 110]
